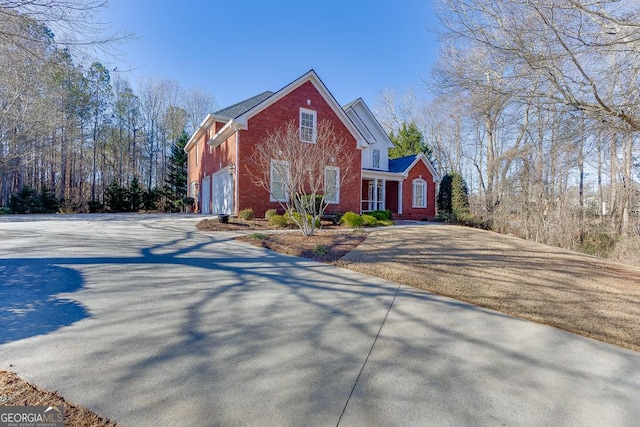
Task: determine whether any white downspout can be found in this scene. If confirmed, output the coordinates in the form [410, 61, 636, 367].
[235, 130, 239, 216]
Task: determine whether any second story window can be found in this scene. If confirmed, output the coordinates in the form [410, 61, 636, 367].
[300, 108, 316, 143]
[372, 149, 380, 169]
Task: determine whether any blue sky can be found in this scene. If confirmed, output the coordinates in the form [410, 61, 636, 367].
[101, 0, 441, 110]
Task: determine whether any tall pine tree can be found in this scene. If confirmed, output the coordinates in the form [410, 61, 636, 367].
[164, 130, 189, 211]
[388, 122, 435, 164]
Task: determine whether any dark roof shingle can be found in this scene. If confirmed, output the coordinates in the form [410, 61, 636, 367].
[214, 91, 274, 119]
[388, 154, 419, 174]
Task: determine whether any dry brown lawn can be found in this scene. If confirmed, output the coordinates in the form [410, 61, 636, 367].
[338, 224, 640, 352]
[0, 370, 120, 426]
[229, 220, 640, 352]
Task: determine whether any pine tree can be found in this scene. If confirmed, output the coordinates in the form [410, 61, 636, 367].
[388, 122, 435, 164]
[164, 130, 189, 211]
[437, 173, 470, 220]
[451, 173, 470, 217]
[128, 176, 143, 212]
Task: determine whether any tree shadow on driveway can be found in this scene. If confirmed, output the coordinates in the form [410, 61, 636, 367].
[0, 263, 88, 345]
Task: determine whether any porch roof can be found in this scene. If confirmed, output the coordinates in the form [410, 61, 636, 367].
[361, 168, 405, 181]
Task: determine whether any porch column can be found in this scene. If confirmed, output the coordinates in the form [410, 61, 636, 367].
[381, 179, 386, 210]
[373, 178, 378, 211]
[398, 180, 403, 214]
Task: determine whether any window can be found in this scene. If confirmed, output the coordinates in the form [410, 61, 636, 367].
[190, 181, 197, 198]
[413, 179, 427, 208]
[299, 108, 317, 143]
[270, 160, 289, 202]
[372, 149, 380, 169]
[324, 166, 340, 204]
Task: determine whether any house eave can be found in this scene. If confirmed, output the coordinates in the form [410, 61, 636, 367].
[361, 169, 406, 180]
[208, 119, 247, 147]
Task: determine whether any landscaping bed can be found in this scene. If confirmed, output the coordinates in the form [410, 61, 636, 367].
[237, 230, 368, 263]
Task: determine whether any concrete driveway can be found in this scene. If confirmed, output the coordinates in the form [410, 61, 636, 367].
[0, 214, 638, 426]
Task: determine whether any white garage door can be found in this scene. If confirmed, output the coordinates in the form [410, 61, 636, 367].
[201, 175, 211, 214]
[212, 169, 234, 215]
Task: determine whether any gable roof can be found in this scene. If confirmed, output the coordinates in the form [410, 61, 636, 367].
[342, 98, 394, 148]
[211, 70, 366, 148]
[389, 153, 441, 182]
[214, 91, 274, 120]
[186, 70, 367, 152]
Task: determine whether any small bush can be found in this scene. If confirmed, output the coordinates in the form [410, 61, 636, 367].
[371, 210, 392, 221]
[312, 244, 329, 256]
[341, 211, 364, 228]
[87, 201, 104, 213]
[239, 208, 254, 220]
[362, 214, 378, 226]
[268, 214, 288, 228]
[248, 233, 267, 240]
[265, 209, 278, 220]
[287, 210, 320, 228]
[0, 207, 11, 215]
[609, 235, 640, 267]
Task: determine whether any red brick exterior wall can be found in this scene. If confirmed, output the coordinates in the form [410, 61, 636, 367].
[186, 120, 236, 212]
[396, 159, 437, 220]
[237, 81, 362, 218]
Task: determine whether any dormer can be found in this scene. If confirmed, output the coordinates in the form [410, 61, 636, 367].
[343, 98, 394, 172]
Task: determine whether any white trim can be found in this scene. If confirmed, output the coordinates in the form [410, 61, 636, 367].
[299, 108, 317, 143]
[208, 119, 246, 148]
[398, 181, 403, 214]
[404, 153, 441, 182]
[372, 149, 381, 169]
[324, 166, 340, 204]
[185, 114, 215, 152]
[361, 169, 404, 181]
[235, 130, 239, 216]
[270, 160, 289, 202]
[412, 178, 427, 208]
[343, 98, 394, 149]
[235, 70, 367, 149]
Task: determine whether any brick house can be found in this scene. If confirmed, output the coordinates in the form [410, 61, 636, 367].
[185, 70, 440, 220]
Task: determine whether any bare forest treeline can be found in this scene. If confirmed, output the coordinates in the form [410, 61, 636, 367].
[377, 0, 640, 263]
[0, 5, 215, 211]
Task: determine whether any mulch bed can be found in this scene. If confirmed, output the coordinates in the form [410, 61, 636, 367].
[196, 218, 275, 231]
[237, 230, 369, 263]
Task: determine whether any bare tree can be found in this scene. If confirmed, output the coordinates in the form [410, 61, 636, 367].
[183, 86, 216, 135]
[0, 0, 129, 58]
[249, 120, 357, 236]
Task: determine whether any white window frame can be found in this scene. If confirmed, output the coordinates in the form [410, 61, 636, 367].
[412, 179, 427, 208]
[324, 166, 340, 204]
[299, 108, 317, 143]
[270, 160, 290, 202]
[372, 149, 380, 169]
